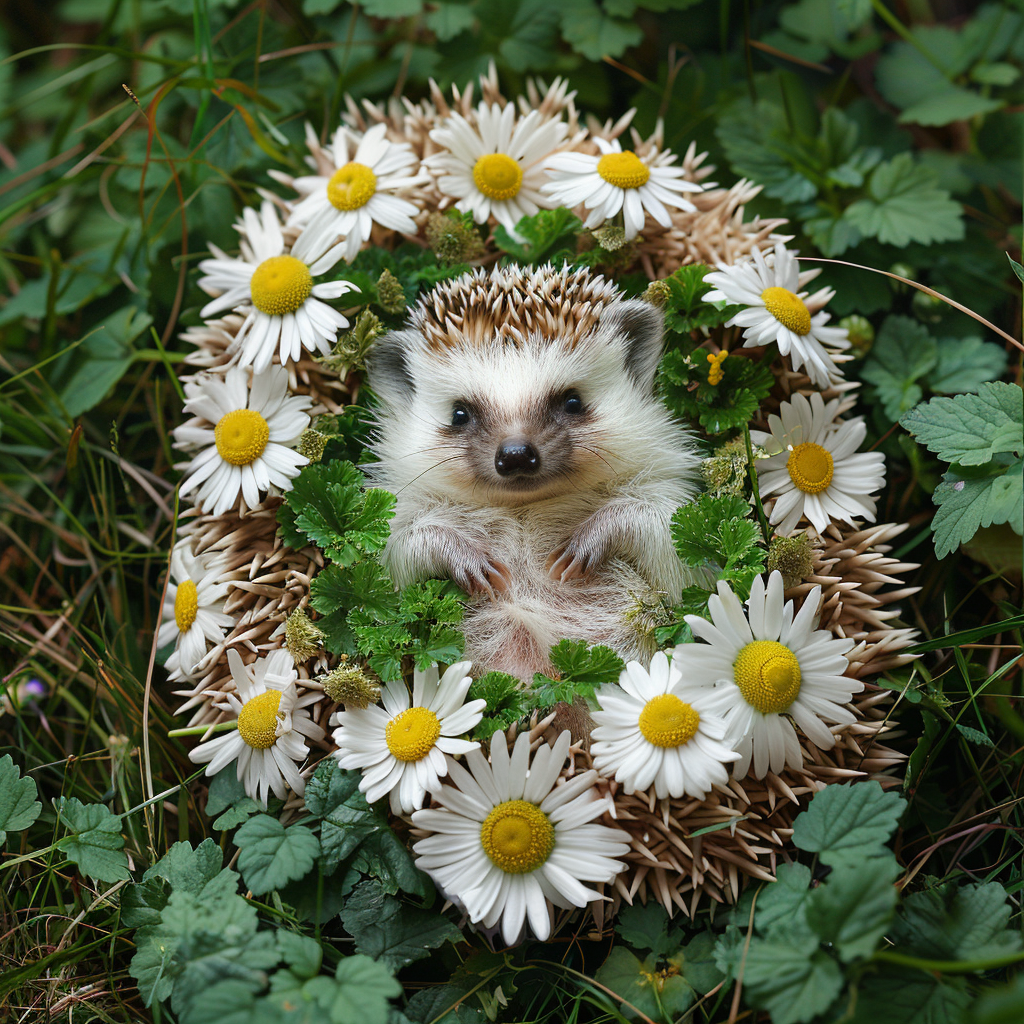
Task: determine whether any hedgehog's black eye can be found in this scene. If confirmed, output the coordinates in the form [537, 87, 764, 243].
[451, 402, 471, 427]
[562, 390, 584, 415]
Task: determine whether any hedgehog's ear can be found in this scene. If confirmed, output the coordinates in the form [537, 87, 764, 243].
[603, 299, 665, 388]
[365, 331, 416, 405]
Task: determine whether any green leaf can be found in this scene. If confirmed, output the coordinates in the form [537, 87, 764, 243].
[122, 838, 239, 929]
[670, 494, 765, 597]
[0, 754, 40, 847]
[404, 986, 486, 1023]
[493, 207, 582, 264]
[742, 928, 844, 1024]
[848, 970, 970, 1024]
[664, 264, 743, 336]
[277, 931, 323, 980]
[425, 3, 477, 40]
[54, 797, 130, 883]
[805, 856, 900, 961]
[304, 760, 430, 896]
[350, 578, 464, 682]
[206, 766, 261, 830]
[875, 24, 1003, 125]
[844, 154, 964, 248]
[754, 862, 813, 933]
[861, 316, 938, 421]
[900, 383, 1023, 465]
[467, 671, 530, 740]
[340, 881, 463, 970]
[559, 0, 642, 60]
[927, 336, 1008, 395]
[1008, 252, 1024, 284]
[328, 955, 401, 1024]
[360, 0, 422, 14]
[791, 781, 905, 866]
[930, 464, 1023, 558]
[312, 559, 398, 655]
[178, 980, 281, 1024]
[614, 902, 685, 959]
[893, 881, 1022, 961]
[278, 460, 394, 565]
[530, 640, 625, 708]
[234, 816, 321, 896]
[971, 971, 1024, 1024]
[595, 946, 698, 1022]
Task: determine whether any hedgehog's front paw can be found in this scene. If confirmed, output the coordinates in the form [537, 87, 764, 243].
[447, 544, 510, 598]
[546, 524, 611, 582]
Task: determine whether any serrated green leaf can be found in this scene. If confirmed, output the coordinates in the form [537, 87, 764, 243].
[844, 154, 964, 247]
[54, 797, 130, 883]
[754, 862, 813, 933]
[340, 881, 463, 970]
[0, 754, 41, 847]
[122, 838, 239, 929]
[742, 929, 843, 1024]
[665, 264, 743, 335]
[970, 971, 1024, 1024]
[615, 901, 684, 958]
[893, 881, 1022, 961]
[900, 383, 1023, 465]
[276, 930, 323, 980]
[425, 3, 477, 40]
[847, 969, 971, 1024]
[304, 760, 430, 896]
[178, 979, 280, 1024]
[805, 856, 900, 961]
[930, 464, 1023, 557]
[493, 207, 582, 264]
[549, 638, 625, 685]
[559, 0, 642, 60]
[595, 947, 698, 1022]
[234, 816, 320, 896]
[860, 315, 938, 421]
[404, 985, 485, 1023]
[899, 87, 1003, 126]
[927, 336, 1008, 395]
[328, 955, 401, 1024]
[791, 781, 905, 866]
[468, 672, 529, 740]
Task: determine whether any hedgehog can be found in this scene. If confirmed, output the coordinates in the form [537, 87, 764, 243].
[364, 263, 702, 681]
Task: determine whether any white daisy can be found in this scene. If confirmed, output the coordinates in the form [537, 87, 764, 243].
[197, 200, 359, 373]
[174, 364, 311, 517]
[676, 572, 860, 780]
[189, 648, 324, 805]
[751, 391, 887, 535]
[427, 103, 569, 235]
[157, 540, 234, 681]
[412, 730, 630, 946]
[287, 123, 426, 263]
[541, 136, 703, 240]
[702, 242, 849, 388]
[332, 661, 486, 815]
[590, 651, 740, 801]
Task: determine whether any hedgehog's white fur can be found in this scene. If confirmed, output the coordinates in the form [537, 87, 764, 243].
[366, 264, 701, 680]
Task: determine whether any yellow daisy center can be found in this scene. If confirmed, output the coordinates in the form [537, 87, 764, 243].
[480, 799, 555, 875]
[385, 706, 441, 763]
[787, 442, 834, 494]
[596, 150, 650, 190]
[214, 408, 270, 467]
[173, 579, 199, 633]
[327, 161, 378, 211]
[249, 255, 313, 317]
[733, 640, 802, 714]
[237, 689, 283, 749]
[472, 153, 523, 201]
[760, 286, 812, 336]
[637, 693, 700, 748]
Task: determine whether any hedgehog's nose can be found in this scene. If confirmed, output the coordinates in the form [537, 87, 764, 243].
[495, 439, 540, 476]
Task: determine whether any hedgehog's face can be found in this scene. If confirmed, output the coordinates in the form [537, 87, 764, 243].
[367, 298, 666, 506]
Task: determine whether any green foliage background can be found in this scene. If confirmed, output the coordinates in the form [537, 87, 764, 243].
[0, 1, 1021, 1021]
